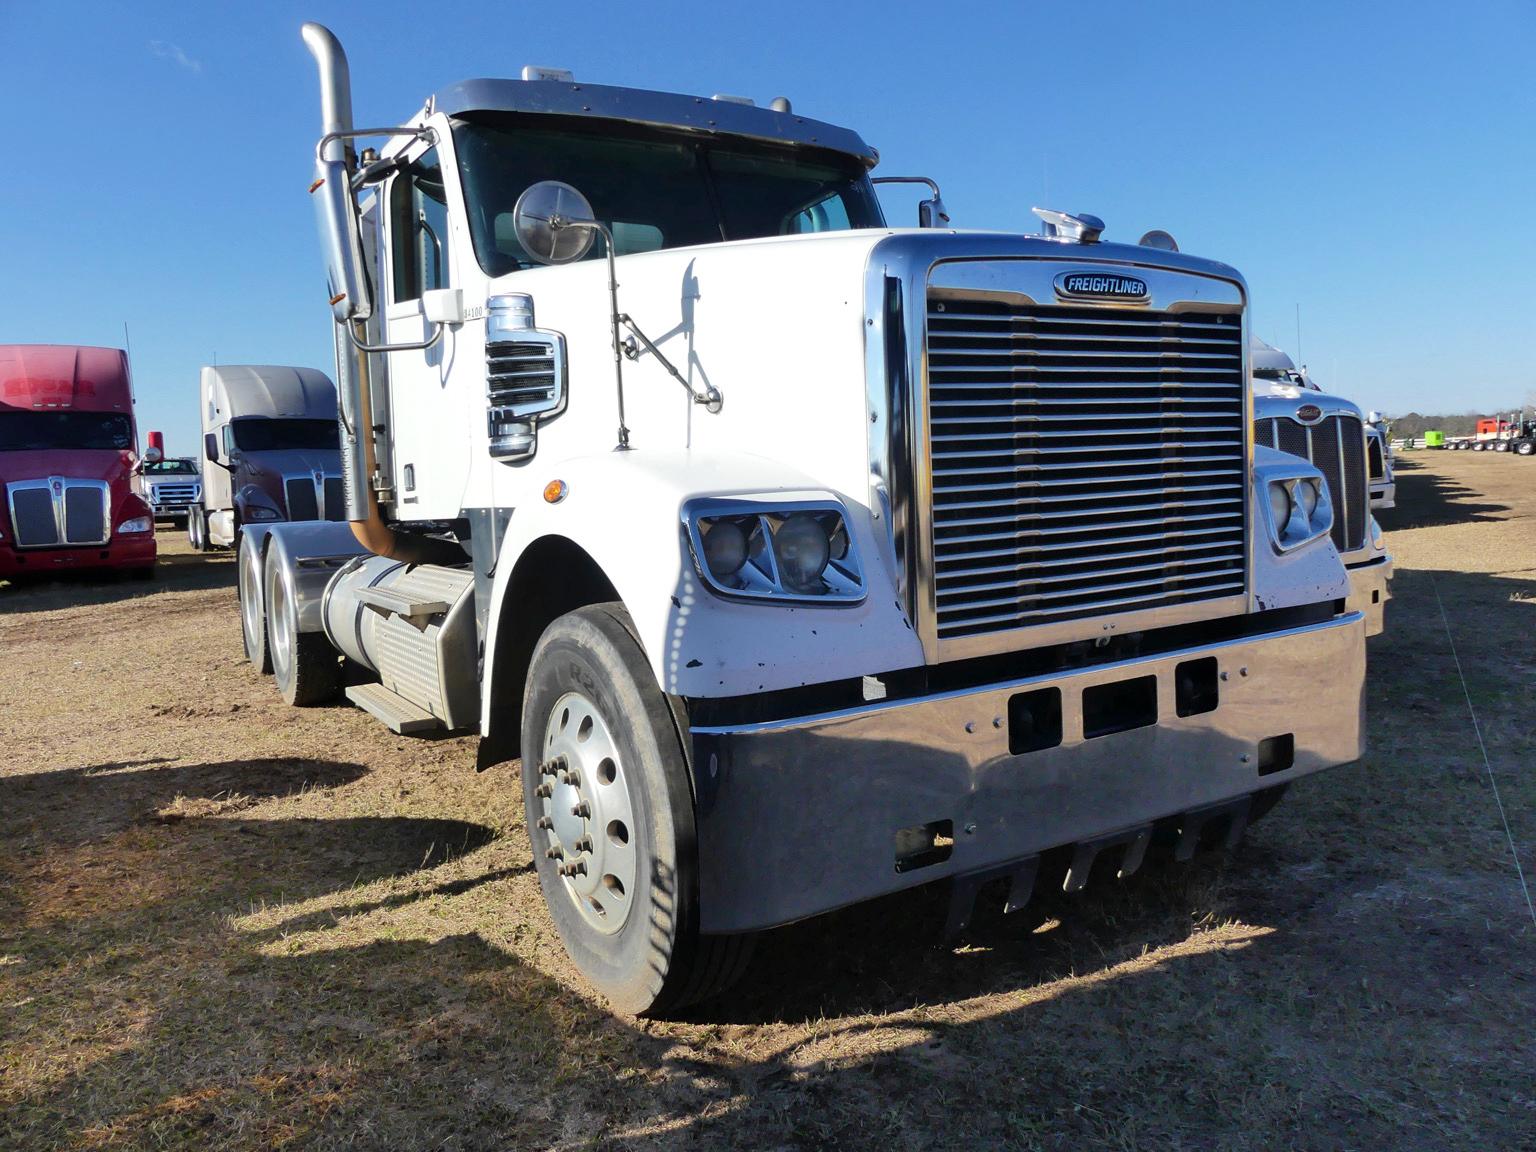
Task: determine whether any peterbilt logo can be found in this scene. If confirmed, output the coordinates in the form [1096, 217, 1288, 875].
[1296, 404, 1324, 424]
[1055, 271, 1149, 302]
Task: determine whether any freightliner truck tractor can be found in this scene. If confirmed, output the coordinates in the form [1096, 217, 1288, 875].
[1250, 337, 1393, 633]
[190, 364, 346, 553]
[236, 23, 1371, 1013]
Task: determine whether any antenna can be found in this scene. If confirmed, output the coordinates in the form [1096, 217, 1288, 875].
[123, 321, 132, 360]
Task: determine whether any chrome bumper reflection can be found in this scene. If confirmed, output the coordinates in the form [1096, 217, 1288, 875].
[690, 613, 1367, 933]
[1346, 555, 1393, 637]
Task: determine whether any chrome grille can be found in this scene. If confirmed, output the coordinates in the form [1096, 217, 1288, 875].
[925, 299, 1247, 641]
[1367, 435, 1385, 481]
[5, 478, 108, 547]
[150, 482, 199, 508]
[486, 337, 564, 460]
[1255, 415, 1366, 552]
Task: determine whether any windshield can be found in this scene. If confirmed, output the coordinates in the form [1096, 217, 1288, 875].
[451, 115, 884, 277]
[230, 418, 339, 453]
[144, 459, 196, 474]
[0, 411, 133, 452]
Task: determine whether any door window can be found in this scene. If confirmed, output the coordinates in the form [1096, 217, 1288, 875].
[390, 148, 450, 302]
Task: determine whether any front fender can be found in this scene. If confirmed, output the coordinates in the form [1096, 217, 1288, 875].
[481, 449, 921, 732]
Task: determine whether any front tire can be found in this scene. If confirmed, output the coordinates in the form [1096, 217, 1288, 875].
[520, 603, 753, 1015]
[188, 506, 206, 551]
[1518, 441, 1534, 457]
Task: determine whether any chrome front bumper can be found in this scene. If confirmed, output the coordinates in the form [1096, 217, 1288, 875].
[690, 613, 1366, 933]
[1369, 481, 1396, 512]
[1346, 554, 1393, 637]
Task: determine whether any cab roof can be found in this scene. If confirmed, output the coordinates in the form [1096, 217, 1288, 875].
[0, 345, 131, 411]
[429, 79, 879, 168]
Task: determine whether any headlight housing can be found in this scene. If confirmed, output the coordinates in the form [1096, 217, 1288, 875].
[1265, 477, 1332, 551]
[244, 505, 282, 522]
[117, 516, 152, 534]
[685, 499, 864, 603]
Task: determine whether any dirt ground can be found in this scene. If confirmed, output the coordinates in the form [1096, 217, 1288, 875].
[3, 453, 1534, 1151]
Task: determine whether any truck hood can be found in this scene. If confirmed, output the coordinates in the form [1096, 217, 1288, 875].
[0, 447, 133, 485]
[235, 448, 342, 480]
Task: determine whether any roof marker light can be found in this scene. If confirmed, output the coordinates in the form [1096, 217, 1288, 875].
[522, 66, 574, 82]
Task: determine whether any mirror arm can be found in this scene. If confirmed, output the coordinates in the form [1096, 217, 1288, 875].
[315, 125, 435, 165]
[618, 316, 723, 413]
[342, 320, 444, 354]
[871, 175, 941, 199]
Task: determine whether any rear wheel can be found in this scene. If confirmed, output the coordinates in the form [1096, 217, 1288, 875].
[1495, 441, 1509, 453]
[1518, 441, 1535, 457]
[188, 507, 206, 551]
[521, 603, 753, 1015]
[266, 550, 339, 706]
[239, 535, 272, 673]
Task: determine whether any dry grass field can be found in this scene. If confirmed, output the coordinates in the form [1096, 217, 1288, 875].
[3, 451, 1533, 1151]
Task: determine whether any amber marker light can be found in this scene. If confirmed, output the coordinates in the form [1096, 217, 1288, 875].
[543, 479, 569, 503]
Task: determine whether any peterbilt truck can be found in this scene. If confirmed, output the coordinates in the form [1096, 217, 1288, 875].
[189, 364, 346, 550]
[1251, 338, 1393, 630]
[0, 345, 156, 580]
[237, 23, 1370, 1013]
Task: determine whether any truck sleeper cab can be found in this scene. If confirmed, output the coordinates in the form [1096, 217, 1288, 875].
[240, 24, 1369, 1014]
[0, 344, 156, 580]
[190, 364, 347, 551]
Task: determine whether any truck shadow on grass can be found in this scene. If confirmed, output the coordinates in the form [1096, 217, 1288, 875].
[0, 537, 235, 614]
[1377, 457, 1510, 530]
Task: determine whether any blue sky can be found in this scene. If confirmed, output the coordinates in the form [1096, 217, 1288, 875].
[3, 0, 1532, 453]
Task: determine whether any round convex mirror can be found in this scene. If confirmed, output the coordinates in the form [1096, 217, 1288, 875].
[512, 181, 599, 265]
[1137, 229, 1180, 252]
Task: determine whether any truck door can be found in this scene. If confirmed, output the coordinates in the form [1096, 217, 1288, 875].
[384, 147, 458, 519]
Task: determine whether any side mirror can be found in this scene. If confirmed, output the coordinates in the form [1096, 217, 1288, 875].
[512, 181, 599, 265]
[918, 196, 950, 229]
[310, 156, 374, 322]
[204, 432, 232, 470]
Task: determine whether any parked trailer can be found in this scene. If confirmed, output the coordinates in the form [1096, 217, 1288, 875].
[0, 345, 156, 580]
[237, 24, 1372, 1013]
[190, 364, 346, 552]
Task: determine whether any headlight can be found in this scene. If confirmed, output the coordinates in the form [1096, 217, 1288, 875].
[117, 516, 152, 534]
[1265, 477, 1332, 552]
[686, 500, 865, 603]
[245, 506, 281, 522]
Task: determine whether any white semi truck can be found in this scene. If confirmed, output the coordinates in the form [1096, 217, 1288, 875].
[190, 364, 345, 551]
[236, 23, 1372, 1013]
[1250, 338, 1395, 611]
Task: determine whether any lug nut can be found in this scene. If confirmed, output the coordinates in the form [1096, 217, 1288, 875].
[536, 816, 553, 830]
[566, 769, 580, 787]
[545, 845, 564, 860]
[571, 802, 591, 819]
[534, 783, 553, 798]
[540, 756, 565, 777]
[574, 837, 593, 853]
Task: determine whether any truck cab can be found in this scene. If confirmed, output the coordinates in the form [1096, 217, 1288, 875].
[235, 24, 1373, 1014]
[1250, 337, 1393, 633]
[0, 345, 156, 581]
[190, 364, 346, 550]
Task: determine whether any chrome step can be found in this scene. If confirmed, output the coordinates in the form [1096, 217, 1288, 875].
[346, 682, 441, 734]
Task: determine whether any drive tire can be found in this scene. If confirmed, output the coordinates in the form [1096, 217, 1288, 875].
[239, 535, 272, 674]
[521, 602, 754, 1016]
[1518, 441, 1534, 457]
[188, 506, 206, 551]
[1495, 441, 1509, 453]
[266, 549, 339, 706]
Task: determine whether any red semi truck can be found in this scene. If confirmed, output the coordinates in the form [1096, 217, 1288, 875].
[0, 345, 156, 580]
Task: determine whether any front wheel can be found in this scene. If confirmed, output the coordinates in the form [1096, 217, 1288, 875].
[1518, 441, 1535, 457]
[521, 603, 753, 1015]
[188, 507, 206, 552]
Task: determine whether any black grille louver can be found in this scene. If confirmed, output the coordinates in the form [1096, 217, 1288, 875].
[323, 477, 345, 521]
[1367, 436, 1385, 481]
[1255, 414, 1366, 553]
[285, 477, 319, 522]
[925, 299, 1248, 641]
[10, 487, 59, 546]
[63, 487, 104, 543]
[486, 338, 563, 459]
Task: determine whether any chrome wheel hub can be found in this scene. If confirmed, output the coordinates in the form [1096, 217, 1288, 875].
[537, 691, 637, 934]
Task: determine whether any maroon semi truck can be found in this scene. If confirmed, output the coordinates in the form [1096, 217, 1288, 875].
[0, 345, 156, 580]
